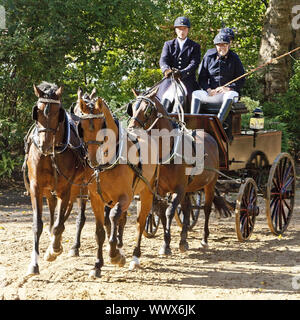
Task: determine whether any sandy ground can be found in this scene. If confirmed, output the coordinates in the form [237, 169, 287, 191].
[0, 183, 299, 301]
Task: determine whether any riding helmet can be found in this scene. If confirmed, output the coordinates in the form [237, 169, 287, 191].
[174, 16, 191, 28]
[213, 33, 231, 45]
[220, 27, 235, 40]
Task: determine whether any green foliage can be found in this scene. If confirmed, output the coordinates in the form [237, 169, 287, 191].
[0, 152, 20, 179]
[262, 61, 300, 155]
[0, 0, 296, 179]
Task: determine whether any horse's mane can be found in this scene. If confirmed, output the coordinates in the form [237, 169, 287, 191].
[37, 81, 59, 99]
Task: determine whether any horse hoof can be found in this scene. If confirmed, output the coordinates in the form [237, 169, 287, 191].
[26, 264, 39, 277]
[129, 256, 140, 271]
[89, 269, 101, 279]
[118, 255, 126, 267]
[68, 248, 79, 257]
[159, 246, 172, 256]
[179, 241, 189, 253]
[44, 246, 63, 262]
[199, 240, 209, 250]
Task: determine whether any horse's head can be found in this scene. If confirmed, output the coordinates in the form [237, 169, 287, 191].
[77, 89, 113, 168]
[127, 88, 164, 131]
[32, 82, 64, 155]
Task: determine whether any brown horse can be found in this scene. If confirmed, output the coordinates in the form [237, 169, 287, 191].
[127, 89, 219, 254]
[72, 88, 128, 251]
[76, 91, 158, 277]
[25, 82, 87, 276]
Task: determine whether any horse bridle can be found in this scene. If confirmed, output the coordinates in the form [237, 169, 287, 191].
[35, 98, 62, 134]
[129, 96, 160, 130]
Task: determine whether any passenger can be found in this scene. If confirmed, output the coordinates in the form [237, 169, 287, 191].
[157, 16, 201, 113]
[191, 32, 245, 127]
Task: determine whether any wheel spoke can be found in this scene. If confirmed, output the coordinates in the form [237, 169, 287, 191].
[283, 175, 294, 191]
[271, 198, 280, 227]
[282, 162, 292, 185]
[272, 176, 280, 192]
[249, 186, 256, 204]
[281, 201, 288, 225]
[270, 195, 278, 208]
[283, 198, 291, 212]
[278, 201, 283, 231]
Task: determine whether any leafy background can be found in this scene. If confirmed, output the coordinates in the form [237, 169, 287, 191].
[0, 0, 299, 181]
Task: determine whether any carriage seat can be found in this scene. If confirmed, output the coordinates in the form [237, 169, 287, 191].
[200, 102, 248, 137]
[200, 101, 248, 115]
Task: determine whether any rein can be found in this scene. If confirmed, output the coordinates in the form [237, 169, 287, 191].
[77, 100, 162, 203]
[32, 108, 70, 155]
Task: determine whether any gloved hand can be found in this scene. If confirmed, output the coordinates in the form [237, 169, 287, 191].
[164, 69, 173, 78]
[172, 69, 181, 80]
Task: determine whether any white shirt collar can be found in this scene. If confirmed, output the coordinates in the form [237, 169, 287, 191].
[177, 37, 188, 50]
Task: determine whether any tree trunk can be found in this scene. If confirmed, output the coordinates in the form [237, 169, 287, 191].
[259, 0, 300, 99]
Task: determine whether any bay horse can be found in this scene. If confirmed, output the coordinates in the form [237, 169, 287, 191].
[76, 91, 158, 277]
[71, 88, 128, 251]
[127, 89, 219, 254]
[25, 82, 87, 276]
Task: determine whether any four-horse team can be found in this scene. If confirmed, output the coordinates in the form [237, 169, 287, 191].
[23, 16, 296, 279]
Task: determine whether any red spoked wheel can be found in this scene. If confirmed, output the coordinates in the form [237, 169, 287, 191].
[143, 211, 160, 239]
[175, 191, 203, 231]
[266, 153, 296, 235]
[235, 178, 259, 241]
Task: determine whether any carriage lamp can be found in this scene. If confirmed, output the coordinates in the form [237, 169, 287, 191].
[250, 107, 264, 147]
[250, 107, 264, 130]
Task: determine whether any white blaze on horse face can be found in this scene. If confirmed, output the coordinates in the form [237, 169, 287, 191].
[95, 128, 117, 165]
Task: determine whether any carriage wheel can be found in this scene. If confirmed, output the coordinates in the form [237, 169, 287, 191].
[143, 203, 161, 239]
[235, 178, 259, 241]
[266, 153, 296, 235]
[175, 191, 203, 231]
[246, 150, 270, 189]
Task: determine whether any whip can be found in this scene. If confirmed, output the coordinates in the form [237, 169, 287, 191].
[224, 46, 300, 87]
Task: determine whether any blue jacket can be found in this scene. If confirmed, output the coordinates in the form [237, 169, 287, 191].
[198, 48, 245, 93]
[157, 38, 201, 100]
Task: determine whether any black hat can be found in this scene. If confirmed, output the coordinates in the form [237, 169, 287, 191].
[213, 33, 230, 44]
[174, 16, 191, 28]
[220, 27, 235, 40]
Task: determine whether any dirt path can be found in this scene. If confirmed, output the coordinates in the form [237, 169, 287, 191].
[0, 184, 299, 300]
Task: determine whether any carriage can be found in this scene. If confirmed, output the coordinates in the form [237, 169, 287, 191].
[143, 100, 296, 242]
[24, 82, 296, 278]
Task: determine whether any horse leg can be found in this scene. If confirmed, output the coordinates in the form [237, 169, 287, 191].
[200, 183, 215, 249]
[104, 205, 111, 252]
[104, 206, 126, 250]
[69, 197, 87, 257]
[159, 188, 184, 256]
[46, 193, 57, 235]
[27, 188, 43, 276]
[117, 211, 127, 249]
[179, 194, 191, 253]
[108, 201, 126, 267]
[44, 194, 69, 262]
[89, 191, 106, 278]
[129, 189, 153, 270]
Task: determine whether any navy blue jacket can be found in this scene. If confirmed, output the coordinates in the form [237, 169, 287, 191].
[157, 38, 201, 101]
[198, 48, 245, 93]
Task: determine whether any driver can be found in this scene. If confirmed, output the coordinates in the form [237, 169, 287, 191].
[157, 16, 201, 112]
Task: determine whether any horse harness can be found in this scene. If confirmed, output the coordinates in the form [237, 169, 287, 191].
[23, 98, 87, 195]
[76, 107, 160, 205]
